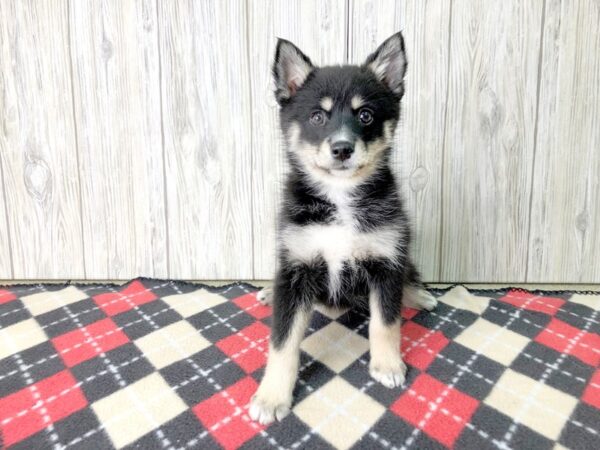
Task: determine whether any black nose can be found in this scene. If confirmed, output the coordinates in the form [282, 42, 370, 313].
[331, 141, 354, 161]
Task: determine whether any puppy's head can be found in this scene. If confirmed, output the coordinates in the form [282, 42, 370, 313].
[273, 32, 407, 184]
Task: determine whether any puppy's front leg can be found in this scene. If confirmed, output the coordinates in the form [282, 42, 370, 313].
[368, 287, 406, 388]
[249, 295, 312, 424]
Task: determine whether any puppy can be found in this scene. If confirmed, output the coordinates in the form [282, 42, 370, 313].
[249, 32, 437, 425]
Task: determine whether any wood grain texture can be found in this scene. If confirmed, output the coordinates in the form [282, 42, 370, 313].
[440, 0, 544, 282]
[527, 0, 600, 283]
[0, 1, 598, 283]
[0, 0, 85, 279]
[0, 166, 12, 278]
[69, 0, 167, 279]
[349, 0, 450, 282]
[159, 0, 253, 279]
[249, 0, 348, 279]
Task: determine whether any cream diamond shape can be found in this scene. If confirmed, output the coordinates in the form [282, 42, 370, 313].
[568, 293, 600, 310]
[485, 369, 577, 440]
[21, 286, 88, 316]
[135, 320, 210, 369]
[92, 373, 186, 448]
[162, 288, 227, 318]
[314, 304, 350, 320]
[0, 318, 48, 360]
[301, 321, 369, 372]
[294, 376, 385, 450]
[454, 317, 529, 366]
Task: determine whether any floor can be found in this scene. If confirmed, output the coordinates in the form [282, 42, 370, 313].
[1, 280, 598, 449]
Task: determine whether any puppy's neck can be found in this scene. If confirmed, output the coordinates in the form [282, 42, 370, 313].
[292, 159, 389, 207]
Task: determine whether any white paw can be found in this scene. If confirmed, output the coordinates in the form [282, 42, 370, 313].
[369, 359, 407, 388]
[417, 291, 438, 311]
[403, 287, 438, 311]
[248, 393, 290, 425]
[256, 286, 273, 305]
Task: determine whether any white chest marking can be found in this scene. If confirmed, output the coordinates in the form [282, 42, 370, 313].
[281, 223, 400, 297]
[282, 224, 399, 265]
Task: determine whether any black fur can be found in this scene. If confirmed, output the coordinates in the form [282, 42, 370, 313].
[270, 32, 424, 349]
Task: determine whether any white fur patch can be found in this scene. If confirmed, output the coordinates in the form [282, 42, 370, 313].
[281, 224, 400, 264]
[281, 223, 401, 296]
[320, 97, 333, 111]
[351, 95, 364, 110]
[403, 286, 438, 311]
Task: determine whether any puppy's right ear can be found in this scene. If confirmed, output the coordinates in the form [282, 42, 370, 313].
[272, 39, 314, 104]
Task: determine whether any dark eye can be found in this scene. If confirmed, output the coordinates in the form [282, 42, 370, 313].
[309, 110, 327, 126]
[358, 108, 374, 125]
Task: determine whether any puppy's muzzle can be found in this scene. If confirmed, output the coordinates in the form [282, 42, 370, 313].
[330, 140, 354, 161]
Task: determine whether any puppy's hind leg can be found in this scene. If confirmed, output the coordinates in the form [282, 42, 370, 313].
[256, 285, 273, 305]
[403, 285, 437, 311]
[402, 260, 437, 311]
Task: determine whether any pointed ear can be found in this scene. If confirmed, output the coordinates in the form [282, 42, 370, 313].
[272, 38, 315, 104]
[363, 32, 407, 98]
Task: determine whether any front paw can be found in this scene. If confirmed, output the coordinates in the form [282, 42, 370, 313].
[369, 359, 407, 388]
[248, 391, 291, 425]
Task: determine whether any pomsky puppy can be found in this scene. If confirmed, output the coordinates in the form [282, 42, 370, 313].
[249, 32, 437, 425]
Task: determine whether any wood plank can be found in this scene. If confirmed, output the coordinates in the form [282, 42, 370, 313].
[528, 0, 600, 283]
[69, 0, 167, 279]
[0, 0, 85, 279]
[441, 0, 544, 282]
[0, 168, 12, 278]
[250, 0, 348, 280]
[159, 0, 253, 279]
[348, 0, 450, 282]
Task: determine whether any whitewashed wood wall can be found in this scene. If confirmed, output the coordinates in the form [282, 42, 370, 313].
[0, 0, 598, 283]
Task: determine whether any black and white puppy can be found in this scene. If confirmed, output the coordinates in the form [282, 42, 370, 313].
[249, 32, 437, 425]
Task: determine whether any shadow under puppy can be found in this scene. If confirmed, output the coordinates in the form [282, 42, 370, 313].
[249, 32, 437, 425]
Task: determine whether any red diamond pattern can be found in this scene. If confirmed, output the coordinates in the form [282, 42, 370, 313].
[0, 370, 87, 446]
[535, 318, 600, 366]
[232, 292, 272, 319]
[500, 290, 566, 315]
[216, 322, 269, 373]
[392, 373, 479, 447]
[93, 280, 157, 316]
[193, 376, 263, 449]
[51, 317, 129, 367]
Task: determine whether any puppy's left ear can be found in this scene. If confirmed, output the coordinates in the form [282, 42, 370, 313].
[363, 32, 407, 98]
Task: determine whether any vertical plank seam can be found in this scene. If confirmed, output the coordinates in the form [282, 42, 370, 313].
[245, 0, 256, 279]
[438, 0, 453, 282]
[0, 157, 15, 278]
[155, 0, 170, 279]
[344, 0, 351, 63]
[525, 0, 547, 282]
[66, 0, 88, 279]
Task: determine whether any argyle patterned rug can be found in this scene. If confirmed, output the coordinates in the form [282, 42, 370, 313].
[0, 280, 598, 450]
